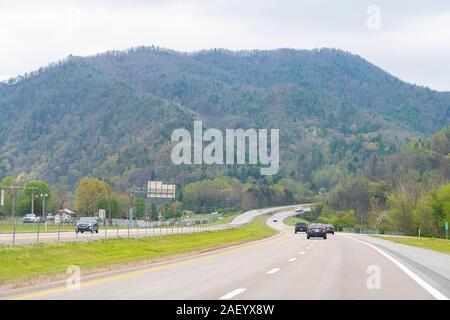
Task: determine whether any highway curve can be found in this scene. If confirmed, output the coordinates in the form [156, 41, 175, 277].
[3, 208, 448, 300]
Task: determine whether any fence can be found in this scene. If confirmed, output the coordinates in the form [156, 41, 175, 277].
[0, 216, 239, 246]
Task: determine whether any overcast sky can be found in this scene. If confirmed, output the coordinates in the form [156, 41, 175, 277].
[1, 0, 450, 91]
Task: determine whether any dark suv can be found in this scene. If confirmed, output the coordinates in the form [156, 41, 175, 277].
[76, 217, 99, 233]
[294, 222, 308, 233]
[307, 223, 327, 239]
[324, 224, 335, 234]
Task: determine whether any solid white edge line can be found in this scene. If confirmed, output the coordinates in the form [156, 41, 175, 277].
[288, 258, 297, 262]
[267, 268, 280, 274]
[220, 288, 246, 300]
[339, 234, 448, 300]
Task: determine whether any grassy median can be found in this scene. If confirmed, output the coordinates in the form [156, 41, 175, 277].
[372, 235, 450, 255]
[0, 215, 275, 285]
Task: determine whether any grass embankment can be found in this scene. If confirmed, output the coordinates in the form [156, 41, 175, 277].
[0, 215, 275, 284]
[372, 235, 450, 255]
[283, 215, 309, 227]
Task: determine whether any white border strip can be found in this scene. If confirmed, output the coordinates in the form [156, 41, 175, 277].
[340, 234, 448, 300]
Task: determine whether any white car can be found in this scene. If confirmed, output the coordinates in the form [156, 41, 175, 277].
[273, 216, 278, 222]
[23, 213, 38, 223]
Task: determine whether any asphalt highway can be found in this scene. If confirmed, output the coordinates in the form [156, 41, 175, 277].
[3, 208, 447, 300]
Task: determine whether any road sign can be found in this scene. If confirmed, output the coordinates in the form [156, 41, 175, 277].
[148, 181, 176, 198]
[0, 189, 4, 206]
[99, 209, 106, 219]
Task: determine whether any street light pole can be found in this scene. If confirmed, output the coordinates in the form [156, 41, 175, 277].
[27, 186, 38, 215]
[40, 193, 48, 217]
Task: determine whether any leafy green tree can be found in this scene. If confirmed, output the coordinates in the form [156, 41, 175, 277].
[133, 198, 147, 219]
[75, 177, 110, 216]
[413, 195, 435, 236]
[330, 210, 357, 230]
[149, 202, 159, 220]
[97, 195, 122, 218]
[21, 180, 52, 215]
[430, 183, 450, 227]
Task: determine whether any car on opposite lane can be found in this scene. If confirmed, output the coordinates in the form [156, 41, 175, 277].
[307, 223, 327, 239]
[294, 222, 308, 233]
[272, 216, 278, 222]
[75, 217, 99, 233]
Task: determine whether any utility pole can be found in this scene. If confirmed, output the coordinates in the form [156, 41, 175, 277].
[27, 186, 38, 215]
[99, 180, 112, 226]
[42, 193, 48, 216]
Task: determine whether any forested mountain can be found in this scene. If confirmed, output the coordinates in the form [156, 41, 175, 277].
[0, 47, 449, 190]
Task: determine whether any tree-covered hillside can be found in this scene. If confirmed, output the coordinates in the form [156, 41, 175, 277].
[0, 47, 449, 190]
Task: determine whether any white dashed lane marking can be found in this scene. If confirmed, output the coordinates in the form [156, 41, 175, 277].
[267, 268, 280, 274]
[220, 288, 246, 300]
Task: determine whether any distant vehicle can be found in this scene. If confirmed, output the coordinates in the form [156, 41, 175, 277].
[272, 216, 278, 222]
[295, 208, 304, 215]
[61, 215, 72, 223]
[23, 213, 38, 223]
[75, 217, 99, 233]
[36, 216, 46, 223]
[307, 223, 327, 239]
[324, 224, 335, 234]
[294, 222, 308, 233]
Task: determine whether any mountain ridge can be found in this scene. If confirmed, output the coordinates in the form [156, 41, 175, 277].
[0, 46, 448, 189]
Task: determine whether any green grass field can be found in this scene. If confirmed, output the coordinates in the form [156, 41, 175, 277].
[283, 215, 310, 227]
[0, 215, 275, 284]
[372, 235, 450, 255]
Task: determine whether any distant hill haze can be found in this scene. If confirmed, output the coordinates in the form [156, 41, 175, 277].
[0, 47, 449, 188]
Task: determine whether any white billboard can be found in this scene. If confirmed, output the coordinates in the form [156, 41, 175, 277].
[148, 181, 176, 199]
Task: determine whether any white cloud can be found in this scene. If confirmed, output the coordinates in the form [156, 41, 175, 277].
[0, 0, 449, 91]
